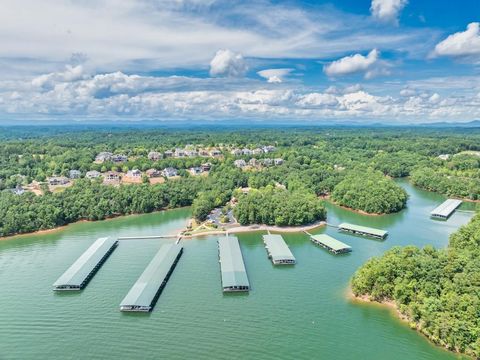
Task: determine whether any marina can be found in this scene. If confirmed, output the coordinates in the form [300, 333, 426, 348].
[218, 236, 250, 292]
[430, 199, 463, 220]
[338, 223, 388, 240]
[119, 242, 183, 312]
[52, 237, 118, 291]
[262, 234, 296, 264]
[310, 234, 352, 254]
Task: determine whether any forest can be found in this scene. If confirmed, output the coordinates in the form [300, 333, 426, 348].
[330, 169, 408, 214]
[0, 126, 479, 236]
[233, 186, 326, 226]
[351, 213, 480, 358]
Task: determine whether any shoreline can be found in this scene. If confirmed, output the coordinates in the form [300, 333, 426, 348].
[346, 286, 471, 359]
[183, 220, 326, 239]
[324, 199, 394, 216]
[0, 207, 189, 242]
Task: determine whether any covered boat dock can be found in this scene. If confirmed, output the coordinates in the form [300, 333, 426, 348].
[120, 242, 183, 312]
[310, 234, 352, 254]
[218, 236, 250, 292]
[430, 199, 462, 220]
[338, 223, 388, 240]
[262, 234, 296, 265]
[53, 237, 118, 291]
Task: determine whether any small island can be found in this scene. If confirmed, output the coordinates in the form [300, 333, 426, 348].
[350, 213, 480, 358]
[331, 170, 408, 214]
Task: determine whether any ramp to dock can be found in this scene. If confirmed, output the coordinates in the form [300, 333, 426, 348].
[310, 234, 351, 254]
[120, 243, 183, 312]
[262, 234, 296, 264]
[53, 237, 118, 291]
[431, 199, 462, 220]
[218, 236, 250, 292]
[338, 223, 388, 240]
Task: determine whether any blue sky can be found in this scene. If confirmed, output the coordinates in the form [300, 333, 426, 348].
[0, 0, 479, 123]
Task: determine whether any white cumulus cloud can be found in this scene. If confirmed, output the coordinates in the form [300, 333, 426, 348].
[370, 0, 408, 24]
[324, 49, 379, 77]
[434, 22, 480, 58]
[209, 49, 248, 77]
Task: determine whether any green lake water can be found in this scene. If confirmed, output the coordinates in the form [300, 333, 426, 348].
[0, 179, 475, 360]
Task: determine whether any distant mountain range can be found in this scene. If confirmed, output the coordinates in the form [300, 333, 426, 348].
[418, 120, 480, 128]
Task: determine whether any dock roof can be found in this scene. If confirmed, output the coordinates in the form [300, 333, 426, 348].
[53, 237, 117, 288]
[218, 236, 250, 289]
[311, 234, 351, 252]
[262, 234, 296, 263]
[120, 243, 182, 309]
[338, 223, 388, 237]
[431, 199, 462, 218]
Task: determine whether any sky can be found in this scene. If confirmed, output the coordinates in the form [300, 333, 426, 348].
[0, 0, 479, 124]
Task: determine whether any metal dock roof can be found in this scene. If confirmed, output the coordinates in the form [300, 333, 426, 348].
[338, 223, 388, 238]
[218, 236, 250, 291]
[262, 234, 296, 264]
[311, 234, 352, 253]
[120, 242, 183, 312]
[53, 237, 118, 290]
[431, 199, 462, 218]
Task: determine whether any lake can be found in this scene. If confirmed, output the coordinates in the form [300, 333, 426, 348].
[0, 179, 474, 359]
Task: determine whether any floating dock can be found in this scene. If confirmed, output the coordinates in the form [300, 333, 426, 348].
[310, 234, 352, 254]
[218, 236, 250, 292]
[53, 237, 118, 291]
[430, 199, 462, 220]
[262, 234, 296, 265]
[338, 223, 388, 240]
[120, 243, 183, 312]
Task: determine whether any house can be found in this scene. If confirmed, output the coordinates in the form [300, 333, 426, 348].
[234, 159, 247, 168]
[126, 169, 142, 178]
[146, 169, 162, 178]
[185, 150, 198, 157]
[162, 167, 178, 178]
[95, 152, 113, 163]
[252, 148, 263, 155]
[263, 145, 276, 153]
[111, 154, 128, 163]
[188, 167, 203, 176]
[148, 151, 163, 161]
[210, 149, 222, 157]
[47, 176, 70, 186]
[104, 171, 121, 182]
[249, 158, 259, 167]
[164, 150, 173, 158]
[274, 158, 284, 166]
[85, 170, 102, 179]
[201, 163, 212, 172]
[263, 158, 273, 166]
[438, 154, 450, 161]
[198, 149, 210, 157]
[174, 148, 186, 158]
[242, 148, 252, 156]
[69, 170, 82, 179]
[230, 149, 242, 156]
